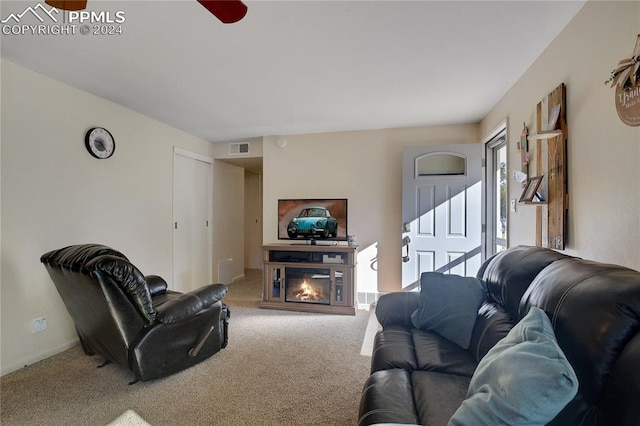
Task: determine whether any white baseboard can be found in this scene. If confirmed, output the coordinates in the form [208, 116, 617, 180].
[1, 339, 79, 377]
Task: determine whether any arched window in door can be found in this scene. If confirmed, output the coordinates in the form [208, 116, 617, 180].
[415, 153, 466, 177]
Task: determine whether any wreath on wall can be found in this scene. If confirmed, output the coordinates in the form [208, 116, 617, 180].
[605, 34, 640, 126]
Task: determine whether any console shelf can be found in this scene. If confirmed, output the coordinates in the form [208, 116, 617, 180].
[261, 243, 357, 315]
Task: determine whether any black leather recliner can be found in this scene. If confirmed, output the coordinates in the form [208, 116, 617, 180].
[41, 244, 230, 383]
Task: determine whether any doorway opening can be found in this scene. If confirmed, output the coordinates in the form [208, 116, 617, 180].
[216, 156, 263, 275]
[484, 127, 508, 257]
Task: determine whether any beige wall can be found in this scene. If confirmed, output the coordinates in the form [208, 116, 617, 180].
[0, 60, 221, 374]
[481, 0, 640, 269]
[262, 125, 480, 294]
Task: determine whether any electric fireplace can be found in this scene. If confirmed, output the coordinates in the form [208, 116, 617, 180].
[285, 267, 331, 305]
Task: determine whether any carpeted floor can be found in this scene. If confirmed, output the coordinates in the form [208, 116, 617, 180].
[0, 270, 372, 425]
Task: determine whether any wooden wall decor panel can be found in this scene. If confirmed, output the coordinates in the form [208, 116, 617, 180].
[536, 84, 568, 250]
[532, 83, 568, 249]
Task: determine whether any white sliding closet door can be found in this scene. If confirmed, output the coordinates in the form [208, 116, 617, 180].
[173, 148, 212, 293]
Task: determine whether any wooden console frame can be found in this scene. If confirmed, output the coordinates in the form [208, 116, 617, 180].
[261, 243, 357, 315]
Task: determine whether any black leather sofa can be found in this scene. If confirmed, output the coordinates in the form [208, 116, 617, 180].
[358, 245, 640, 425]
[41, 244, 230, 383]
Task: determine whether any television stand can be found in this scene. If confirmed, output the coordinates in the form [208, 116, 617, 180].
[261, 243, 357, 315]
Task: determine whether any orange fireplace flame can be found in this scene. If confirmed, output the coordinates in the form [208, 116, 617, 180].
[295, 279, 322, 301]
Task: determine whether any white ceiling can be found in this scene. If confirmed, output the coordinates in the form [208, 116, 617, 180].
[1, 0, 586, 143]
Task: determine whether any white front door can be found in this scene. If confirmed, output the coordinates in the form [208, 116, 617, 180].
[173, 148, 213, 293]
[402, 144, 482, 290]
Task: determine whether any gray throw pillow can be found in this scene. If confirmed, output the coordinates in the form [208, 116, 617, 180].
[448, 307, 579, 425]
[410, 272, 485, 349]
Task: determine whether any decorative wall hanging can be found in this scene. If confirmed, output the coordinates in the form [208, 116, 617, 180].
[517, 123, 529, 175]
[519, 175, 544, 203]
[605, 34, 640, 126]
[510, 123, 529, 186]
[524, 83, 568, 250]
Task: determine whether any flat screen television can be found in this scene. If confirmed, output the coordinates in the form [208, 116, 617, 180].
[278, 198, 348, 244]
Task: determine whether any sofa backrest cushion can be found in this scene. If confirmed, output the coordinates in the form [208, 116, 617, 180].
[520, 257, 640, 425]
[478, 246, 568, 322]
[601, 331, 640, 425]
[468, 301, 514, 363]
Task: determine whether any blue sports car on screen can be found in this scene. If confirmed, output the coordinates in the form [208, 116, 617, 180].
[287, 207, 338, 239]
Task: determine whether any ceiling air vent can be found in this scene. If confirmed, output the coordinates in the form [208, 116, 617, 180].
[229, 142, 250, 156]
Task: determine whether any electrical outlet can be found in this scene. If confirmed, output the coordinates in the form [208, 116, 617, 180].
[32, 317, 47, 334]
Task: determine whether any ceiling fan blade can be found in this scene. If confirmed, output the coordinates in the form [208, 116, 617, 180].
[44, 0, 87, 11]
[197, 0, 248, 24]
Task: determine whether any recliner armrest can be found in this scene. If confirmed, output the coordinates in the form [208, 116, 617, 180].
[146, 275, 168, 296]
[189, 284, 228, 307]
[155, 284, 228, 324]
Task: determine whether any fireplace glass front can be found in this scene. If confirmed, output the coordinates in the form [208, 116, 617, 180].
[285, 267, 331, 305]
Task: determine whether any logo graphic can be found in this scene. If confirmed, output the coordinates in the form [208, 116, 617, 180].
[1, 2, 125, 36]
[1, 3, 58, 24]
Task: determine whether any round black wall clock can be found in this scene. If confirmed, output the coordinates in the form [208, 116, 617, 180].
[85, 127, 115, 159]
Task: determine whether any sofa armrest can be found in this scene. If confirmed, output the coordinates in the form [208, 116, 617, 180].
[155, 284, 228, 324]
[375, 292, 419, 327]
[146, 275, 168, 296]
